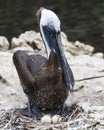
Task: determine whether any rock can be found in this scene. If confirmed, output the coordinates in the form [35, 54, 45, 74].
[51, 115, 62, 123]
[11, 37, 26, 48]
[11, 31, 44, 51]
[74, 41, 94, 54]
[68, 40, 94, 55]
[0, 36, 9, 51]
[60, 33, 94, 56]
[93, 52, 104, 58]
[41, 114, 51, 123]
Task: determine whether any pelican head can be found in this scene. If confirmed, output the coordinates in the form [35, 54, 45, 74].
[36, 7, 74, 91]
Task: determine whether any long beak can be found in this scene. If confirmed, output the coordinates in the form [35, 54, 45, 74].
[42, 26, 74, 91]
[54, 33, 74, 91]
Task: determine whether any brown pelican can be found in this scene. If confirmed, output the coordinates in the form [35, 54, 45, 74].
[13, 7, 74, 117]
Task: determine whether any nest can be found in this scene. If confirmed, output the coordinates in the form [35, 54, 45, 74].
[0, 104, 103, 130]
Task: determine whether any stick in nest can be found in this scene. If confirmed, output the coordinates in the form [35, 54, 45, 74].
[3, 109, 14, 130]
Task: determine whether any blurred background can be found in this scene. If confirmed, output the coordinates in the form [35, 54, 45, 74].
[0, 0, 104, 52]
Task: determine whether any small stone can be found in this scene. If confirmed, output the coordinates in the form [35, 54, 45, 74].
[93, 52, 104, 58]
[51, 115, 62, 123]
[41, 114, 51, 123]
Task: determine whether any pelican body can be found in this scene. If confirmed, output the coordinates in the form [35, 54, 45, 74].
[13, 7, 74, 117]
